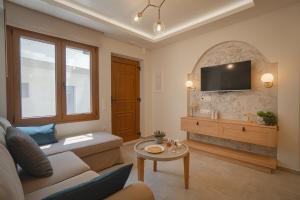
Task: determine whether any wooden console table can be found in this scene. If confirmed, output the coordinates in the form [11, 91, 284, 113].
[181, 116, 278, 171]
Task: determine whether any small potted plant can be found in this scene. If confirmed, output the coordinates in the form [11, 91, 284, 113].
[257, 111, 277, 126]
[153, 130, 166, 144]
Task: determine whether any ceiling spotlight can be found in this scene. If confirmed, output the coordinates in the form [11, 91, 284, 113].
[133, 0, 166, 33]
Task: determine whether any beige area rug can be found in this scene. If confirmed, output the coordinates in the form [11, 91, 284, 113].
[120, 142, 300, 200]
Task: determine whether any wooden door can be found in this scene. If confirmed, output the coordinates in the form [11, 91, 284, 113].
[111, 56, 140, 142]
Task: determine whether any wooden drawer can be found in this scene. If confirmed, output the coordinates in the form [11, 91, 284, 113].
[181, 118, 218, 136]
[219, 123, 277, 147]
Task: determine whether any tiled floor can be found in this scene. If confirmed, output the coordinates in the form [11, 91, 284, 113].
[121, 142, 300, 200]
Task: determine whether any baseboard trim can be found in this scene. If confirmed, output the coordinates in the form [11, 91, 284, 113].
[277, 166, 300, 175]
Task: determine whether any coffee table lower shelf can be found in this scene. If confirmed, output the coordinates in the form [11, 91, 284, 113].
[183, 139, 277, 172]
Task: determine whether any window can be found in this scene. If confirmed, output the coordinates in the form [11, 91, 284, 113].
[20, 37, 56, 118]
[21, 83, 30, 98]
[65, 47, 91, 115]
[7, 26, 99, 125]
[66, 85, 76, 114]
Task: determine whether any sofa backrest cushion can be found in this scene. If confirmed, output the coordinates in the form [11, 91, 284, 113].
[5, 127, 53, 177]
[0, 117, 12, 131]
[0, 126, 5, 146]
[0, 144, 25, 200]
[43, 163, 133, 200]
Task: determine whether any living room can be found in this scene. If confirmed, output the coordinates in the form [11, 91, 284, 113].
[1, 0, 300, 200]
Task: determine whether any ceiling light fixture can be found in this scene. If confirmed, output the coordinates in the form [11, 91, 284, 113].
[133, 0, 166, 34]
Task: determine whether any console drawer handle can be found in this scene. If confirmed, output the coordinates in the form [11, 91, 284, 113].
[196, 121, 199, 126]
[242, 127, 246, 132]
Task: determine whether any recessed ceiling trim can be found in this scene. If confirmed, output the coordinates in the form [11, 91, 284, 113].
[155, 0, 255, 42]
[42, 0, 255, 43]
[42, 0, 154, 42]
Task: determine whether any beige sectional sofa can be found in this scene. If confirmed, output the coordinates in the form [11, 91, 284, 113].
[0, 118, 154, 200]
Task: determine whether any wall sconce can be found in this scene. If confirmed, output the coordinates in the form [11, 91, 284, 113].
[261, 73, 274, 88]
[185, 80, 195, 90]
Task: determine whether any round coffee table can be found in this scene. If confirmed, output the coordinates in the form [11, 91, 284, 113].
[134, 139, 190, 189]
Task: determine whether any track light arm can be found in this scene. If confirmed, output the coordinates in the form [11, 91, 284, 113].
[138, 0, 166, 16]
[134, 0, 167, 33]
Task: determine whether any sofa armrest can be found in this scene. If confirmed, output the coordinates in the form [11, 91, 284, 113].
[105, 183, 154, 200]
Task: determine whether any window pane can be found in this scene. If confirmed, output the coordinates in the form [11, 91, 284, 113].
[66, 47, 91, 115]
[20, 37, 56, 118]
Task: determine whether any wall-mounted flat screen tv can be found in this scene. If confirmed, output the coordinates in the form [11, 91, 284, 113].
[201, 60, 251, 92]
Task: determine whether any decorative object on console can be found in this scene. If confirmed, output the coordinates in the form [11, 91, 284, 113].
[189, 102, 199, 117]
[210, 110, 218, 119]
[153, 130, 166, 144]
[261, 73, 274, 88]
[257, 111, 277, 126]
[243, 112, 257, 123]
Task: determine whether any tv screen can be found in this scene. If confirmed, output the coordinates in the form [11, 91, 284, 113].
[201, 60, 251, 91]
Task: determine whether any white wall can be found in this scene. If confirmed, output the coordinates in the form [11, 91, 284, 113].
[4, 3, 153, 138]
[0, 0, 6, 117]
[149, 3, 300, 170]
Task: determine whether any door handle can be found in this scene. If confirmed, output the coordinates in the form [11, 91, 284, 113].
[196, 121, 199, 126]
[242, 127, 246, 132]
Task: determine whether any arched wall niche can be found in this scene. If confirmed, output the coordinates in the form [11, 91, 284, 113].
[188, 40, 278, 121]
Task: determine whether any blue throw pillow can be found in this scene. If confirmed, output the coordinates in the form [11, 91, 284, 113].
[17, 124, 57, 145]
[43, 163, 133, 200]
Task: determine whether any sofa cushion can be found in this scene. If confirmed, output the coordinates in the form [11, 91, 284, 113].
[17, 124, 58, 145]
[81, 147, 123, 172]
[25, 171, 98, 200]
[0, 126, 6, 146]
[0, 116, 12, 130]
[41, 132, 123, 158]
[0, 144, 25, 200]
[5, 127, 53, 177]
[42, 163, 133, 200]
[21, 151, 90, 194]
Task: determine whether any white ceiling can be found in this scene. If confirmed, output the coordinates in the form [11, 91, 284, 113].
[61, 0, 254, 41]
[7, 0, 300, 49]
